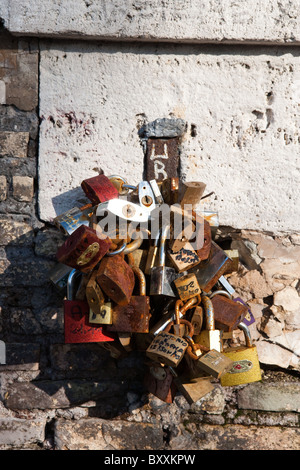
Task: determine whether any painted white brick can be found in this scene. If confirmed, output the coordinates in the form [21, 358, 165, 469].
[5, 0, 300, 44]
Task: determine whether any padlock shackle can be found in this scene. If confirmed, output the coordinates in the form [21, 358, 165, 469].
[201, 294, 215, 331]
[106, 242, 127, 257]
[67, 269, 81, 300]
[238, 321, 252, 348]
[158, 224, 170, 267]
[209, 289, 232, 299]
[131, 266, 146, 296]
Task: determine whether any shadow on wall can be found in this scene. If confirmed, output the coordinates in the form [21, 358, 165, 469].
[49, 186, 92, 220]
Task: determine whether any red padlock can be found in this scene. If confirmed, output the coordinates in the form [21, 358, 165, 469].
[81, 174, 119, 205]
[56, 224, 112, 273]
[64, 269, 115, 344]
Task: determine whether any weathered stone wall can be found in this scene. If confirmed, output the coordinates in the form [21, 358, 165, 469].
[0, 2, 299, 451]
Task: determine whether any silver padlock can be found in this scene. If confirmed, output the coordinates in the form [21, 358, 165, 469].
[96, 199, 149, 223]
[138, 181, 156, 214]
[149, 224, 177, 297]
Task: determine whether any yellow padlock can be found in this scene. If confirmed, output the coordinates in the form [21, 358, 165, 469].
[220, 322, 262, 387]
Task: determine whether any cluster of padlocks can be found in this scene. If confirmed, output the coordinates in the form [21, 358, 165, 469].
[49, 173, 262, 405]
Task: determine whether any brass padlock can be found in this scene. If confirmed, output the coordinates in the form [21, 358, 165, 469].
[146, 319, 194, 368]
[107, 266, 151, 333]
[169, 365, 215, 405]
[88, 301, 112, 325]
[196, 349, 234, 379]
[220, 322, 262, 387]
[195, 294, 222, 352]
[179, 181, 207, 210]
[174, 272, 201, 301]
[160, 177, 179, 205]
[96, 254, 135, 306]
[85, 270, 105, 316]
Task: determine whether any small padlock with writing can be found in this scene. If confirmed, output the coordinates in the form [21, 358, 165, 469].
[146, 317, 194, 368]
[220, 322, 262, 386]
[174, 272, 201, 301]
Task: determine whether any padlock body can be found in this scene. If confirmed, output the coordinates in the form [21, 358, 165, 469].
[174, 273, 201, 301]
[86, 272, 105, 316]
[220, 345, 262, 386]
[89, 303, 112, 325]
[174, 376, 215, 404]
[168, 243, 201, 273]
[146, 332, 188, 367]
[144, 367, 177, 403]
[53, 206, 92, 235]
[108, 295, 151, 333]
[149, 266, 177, 297]
[96, 255, 135, 306]
[81, 174, 119, 205]
[197, 349, 233, 379]
[211, 294, 248, 332]
[191, 241, 232, 293]
[56, 225, 112, 273]
[196, 330, 222, 352]
[64, 299, 115, 343]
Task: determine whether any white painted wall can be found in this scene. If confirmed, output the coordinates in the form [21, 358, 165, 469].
[38, 41, 300, 233]
[3, 0, 300, 44]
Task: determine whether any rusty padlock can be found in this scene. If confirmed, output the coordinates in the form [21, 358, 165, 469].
[144, 363, 177, 403]
[96, 254, 135, 306]
[56, 225, 112, 273]
[107, 266, 151, 333]
[81, 173, 119, 205]
[209, 291, 248, 332]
